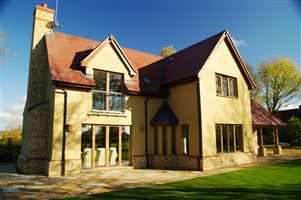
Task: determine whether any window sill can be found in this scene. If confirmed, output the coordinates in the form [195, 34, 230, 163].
[216, 94, 238, 99]
[216, 151, 244, 156]
[88, 110, 127, 117]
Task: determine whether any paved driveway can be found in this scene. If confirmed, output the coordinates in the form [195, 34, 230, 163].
[1, 149, 300, 200]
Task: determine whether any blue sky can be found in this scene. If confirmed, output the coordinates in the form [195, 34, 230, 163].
[0, 0, 300, 130]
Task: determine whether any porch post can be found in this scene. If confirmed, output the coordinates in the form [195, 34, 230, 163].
[273, 127, 282, 154]
[258, 127, 267, 157]
[91, 125, 96, 168]
[118, 126, 122, 166]
[105, 126, 110, 167]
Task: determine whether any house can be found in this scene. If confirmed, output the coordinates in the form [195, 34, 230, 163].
[275, 106, 301, 122]
[18, 4, 276, 176]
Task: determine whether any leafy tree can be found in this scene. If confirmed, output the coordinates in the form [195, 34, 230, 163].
[160, 45, 176, 57]
[257, 58, 301, 113]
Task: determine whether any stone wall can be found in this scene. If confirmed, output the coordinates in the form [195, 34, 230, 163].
[202, 152, 256, 171]
[148, 155, 199, 170]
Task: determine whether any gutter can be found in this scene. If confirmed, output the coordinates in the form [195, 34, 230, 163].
[61, 90, 67, 176]
[196, 80, 203, 170]
[144, 98, 149, 167]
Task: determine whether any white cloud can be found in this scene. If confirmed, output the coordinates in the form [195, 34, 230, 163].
[233, 38, 247, 47]
[8, 104, 24, 113]
[0, 97, 25, 131]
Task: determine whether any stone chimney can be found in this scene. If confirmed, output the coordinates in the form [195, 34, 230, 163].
[31, 3, 55, 50]
[18, 4, 55, 175]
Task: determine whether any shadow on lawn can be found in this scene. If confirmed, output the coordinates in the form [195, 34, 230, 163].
[75, 185, 301, 200]
[63, 160, 301, 200]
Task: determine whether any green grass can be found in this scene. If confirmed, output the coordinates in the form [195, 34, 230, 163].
[65, 159, 301, 200]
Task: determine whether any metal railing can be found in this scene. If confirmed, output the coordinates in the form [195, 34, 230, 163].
[92, 90, 125, 112]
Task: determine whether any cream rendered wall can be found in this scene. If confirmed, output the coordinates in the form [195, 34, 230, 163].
[168, 82, 199, 156]
[127, 95, 163, 166]
[49, 43, 138, 174]
[85, 43, 131, 82]
[198, 40, 254, 157]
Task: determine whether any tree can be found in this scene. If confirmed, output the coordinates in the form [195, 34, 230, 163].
[160, 45, 176, 57]
[257, 58, 301, 113]
[246, 63, 262, 103]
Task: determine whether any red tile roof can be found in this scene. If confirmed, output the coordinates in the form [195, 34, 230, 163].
[44, 30, 254, 93]
[45, 32, 162, 90]
[251, 101, 286, 127]
[140, 31, 224, 87]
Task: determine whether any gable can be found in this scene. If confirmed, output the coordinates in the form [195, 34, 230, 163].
[82, 36, 136, 77]
[198, 34, 255, 90]
[86, 43, 131, 76]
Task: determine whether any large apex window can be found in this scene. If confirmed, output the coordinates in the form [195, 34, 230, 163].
[215, 124, 243, 154]
[92, 70, 124, 111]
[216, 74, 238, 97]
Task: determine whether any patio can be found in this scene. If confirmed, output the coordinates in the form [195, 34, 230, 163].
[0, 148, 300, 200]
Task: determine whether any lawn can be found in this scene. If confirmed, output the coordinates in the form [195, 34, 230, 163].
[65, 159, 301, 200]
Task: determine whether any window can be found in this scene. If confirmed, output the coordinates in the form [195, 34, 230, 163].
[162, 126, 167, 155]
[171, 126, 176, 154]
[154, 126, 158, 155]
[182, 124, 189, 155]
[216, 125, 222, 153]
[216, 124, 243, 154]
[216, 74, 238, 97]
[222, 125, 229, 153]
[235, 125, 243, 151]
[92, 70, 124, 111]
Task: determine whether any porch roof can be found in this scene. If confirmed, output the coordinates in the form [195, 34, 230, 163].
[150, 102, 179, 126]
[251, 101, 286, 127]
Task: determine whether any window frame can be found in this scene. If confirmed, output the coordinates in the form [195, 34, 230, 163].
[215, 124, 243, 154]
[154, 126, 158, 155]
[171, 126, 176, 155]
[92, 69, 125, 112]
[215, 73, 238, 98]
[162, 126, 167, 155]
[182, 124, 189, 155]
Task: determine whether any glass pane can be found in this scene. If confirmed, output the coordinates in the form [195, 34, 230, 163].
[154, 126, 158, 155]
[109, 127, 119, 166]
[172, 126, 176, 155]
[229, 125, 235, 152]
[229, 78, 235, 96]
[121, 127, 130, 163]
[182, 125, 189, 155]
[222, 125, 229, 153]
[162, 126, 167, 155]
[235, 125, 243, 151]
[216, 125, 222, 153]
[94, 70, 106, 91]
[216, 75, 222, 95]
[95, 126, 106, 167]
[92, 92, 106, 110]
[110, 73, 123, 92]
[222, 76, 229, 96]
[81, 124, 92, 169]
[109, 93, 124, 111]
